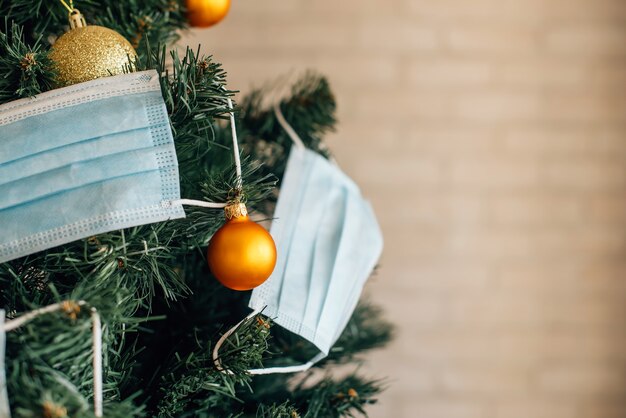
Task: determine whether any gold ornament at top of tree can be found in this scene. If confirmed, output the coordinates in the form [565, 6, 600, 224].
[49, 8, 137, 87]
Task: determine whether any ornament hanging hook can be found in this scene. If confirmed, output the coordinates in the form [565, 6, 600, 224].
[58, 0, 85, 29]
[68, 8, 86, 29]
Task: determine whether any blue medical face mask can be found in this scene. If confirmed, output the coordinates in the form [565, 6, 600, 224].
[0, 71, 185, 263]
[245, 106, 383, 370]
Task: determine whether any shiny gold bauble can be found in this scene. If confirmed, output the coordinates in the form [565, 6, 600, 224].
[50, 15, 137, 87]
[207, 203, 277, 291]
[186, 0, 231, 28]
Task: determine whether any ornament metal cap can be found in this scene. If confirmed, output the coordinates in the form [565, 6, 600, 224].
[68, 9, 87, 29]
[224, 202, 248, 220]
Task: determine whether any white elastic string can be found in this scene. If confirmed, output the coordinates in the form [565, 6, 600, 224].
[274, 101, 341, 166]
[4, 301, 103, 417]
[273, 103, 306, 149]
[3, 301, 85, 332]
[166, 97, 242, 210]
[212, 307, 261, 375]
[227, 97, 243, 190]
[90, 308, 103, 417]
[212, 308, 324, 375]
[167, 198, 227, 209]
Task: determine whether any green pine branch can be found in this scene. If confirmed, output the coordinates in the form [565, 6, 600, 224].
[295, 374, 385, 418]
[0, 21, 56, 104]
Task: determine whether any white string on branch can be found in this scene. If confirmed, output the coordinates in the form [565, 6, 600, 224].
[3, 300, 104, 417]
[168, 96, 243, 209]
[228, 97, 243, 189]
[211, 308, 323, 375]
[273, 102, 305, 149]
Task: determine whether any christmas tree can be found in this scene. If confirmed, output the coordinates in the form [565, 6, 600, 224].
[0, 0, 392, 416]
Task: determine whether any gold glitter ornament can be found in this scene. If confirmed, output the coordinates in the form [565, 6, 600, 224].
[49, 9, 137, 87]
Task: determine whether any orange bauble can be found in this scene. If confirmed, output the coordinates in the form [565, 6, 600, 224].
[207, 203, 277, 291]
[186, 0, 231, 28]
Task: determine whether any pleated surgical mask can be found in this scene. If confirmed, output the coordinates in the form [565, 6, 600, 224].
[213, 104, 383, 374]
[0, 70, 185, 263]
[249, 143, 383, 352]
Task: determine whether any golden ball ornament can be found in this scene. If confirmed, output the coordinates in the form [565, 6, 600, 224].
[49, 10, 137, 87]
[186, 0, 231, 28]
[207, 202, 277, 291]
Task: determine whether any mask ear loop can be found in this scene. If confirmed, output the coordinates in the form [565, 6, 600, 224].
[273, 103, 306, 150]
[168, 98, 307, 210]
[212, 308, 326, 375]
[168, 97, 242, 209]
[274, 102, 339, 166]
[3, 301, 104, 417]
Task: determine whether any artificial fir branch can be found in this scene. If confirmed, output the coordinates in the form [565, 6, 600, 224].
[294, 374, 385, 418]
[0, 22, 55, 104]
[155, 314, 271, 417]
[255, 402, 301, 418]
[95, 0, 186, 58]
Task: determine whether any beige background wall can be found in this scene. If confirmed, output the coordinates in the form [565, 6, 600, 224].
[181, 1, 626, 417]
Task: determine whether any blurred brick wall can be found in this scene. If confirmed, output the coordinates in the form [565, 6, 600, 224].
[180, 1, 626, 417]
